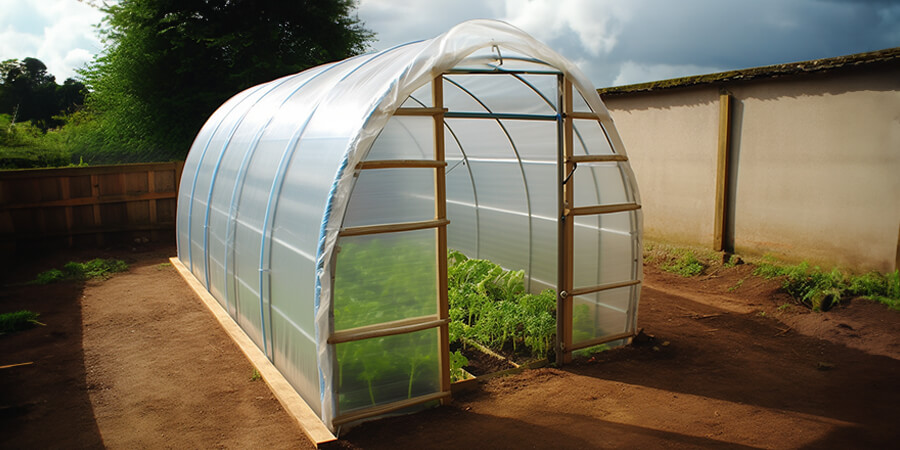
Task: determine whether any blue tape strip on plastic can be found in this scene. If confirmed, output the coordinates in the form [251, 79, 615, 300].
[313, 40, 422, 419]
[202, 77, 294, 291]
[186, 85, 265, 272]
[222, 68, 332, 317]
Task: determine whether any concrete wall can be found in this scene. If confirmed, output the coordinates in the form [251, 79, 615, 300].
[603, 66, 900, 272]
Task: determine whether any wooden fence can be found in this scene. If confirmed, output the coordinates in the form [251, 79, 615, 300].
[0, 162, 183, 250]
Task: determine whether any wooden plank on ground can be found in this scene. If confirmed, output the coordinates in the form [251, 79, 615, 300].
[169, 257, 337, 448]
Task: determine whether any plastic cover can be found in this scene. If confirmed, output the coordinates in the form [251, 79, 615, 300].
[177, 19, 641, 430]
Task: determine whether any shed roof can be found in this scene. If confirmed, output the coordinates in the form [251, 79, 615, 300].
[599, 46, 900, 97]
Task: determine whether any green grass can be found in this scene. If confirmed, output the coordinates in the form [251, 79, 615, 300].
[644, 243, 714, 278]
[660, 249, 706, 277]
[727, 278, 745, 292]
[753, 259, 900, 311]
[31, 258, 128, 284]
[0, 310, 44, 334]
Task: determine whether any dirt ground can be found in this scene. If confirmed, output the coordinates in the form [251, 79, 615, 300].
[2, 244, 899, 449]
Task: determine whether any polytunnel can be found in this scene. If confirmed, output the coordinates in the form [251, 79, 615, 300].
[176, 19, 642, 432]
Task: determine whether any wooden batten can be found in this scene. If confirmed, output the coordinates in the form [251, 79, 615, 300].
[565, 111, 601, 120]
[568, 331, 636, 353]
[4, 191, 176, 210]
[338, 218, 449, 238]
[328, 317, 448, 344]
[331, 391, 450, 427]
[393, 107, 448, 116]
[356, 160, 447, 170]
[569, 202, 641, 217]
[569, 154, 628, 163]
[569, 279, 641, 297]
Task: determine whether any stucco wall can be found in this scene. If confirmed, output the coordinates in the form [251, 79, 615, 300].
[604, 66, 900, 272]
[606, 88, 720, 247]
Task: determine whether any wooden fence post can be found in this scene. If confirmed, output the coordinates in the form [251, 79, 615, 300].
[714, 90, 733, 252]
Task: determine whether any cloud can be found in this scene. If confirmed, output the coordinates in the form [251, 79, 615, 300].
[0, 0, 103, 80]
[3, 0, 897, 88]
[612, 61, 724, 86]
[358, 0, 501, 51]
[501, 0, 632, 56]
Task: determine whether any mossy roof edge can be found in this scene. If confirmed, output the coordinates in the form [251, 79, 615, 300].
[598, 46, 900, 97]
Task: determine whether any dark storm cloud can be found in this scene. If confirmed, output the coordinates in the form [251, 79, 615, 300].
[573, 0, 900, 86]
[354, 0, 900, 87]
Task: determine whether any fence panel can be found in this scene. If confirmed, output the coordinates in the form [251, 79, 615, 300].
[0, 161, 184, 249]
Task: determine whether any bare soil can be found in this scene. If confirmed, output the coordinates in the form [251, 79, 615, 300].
[2, 245, 899, 449]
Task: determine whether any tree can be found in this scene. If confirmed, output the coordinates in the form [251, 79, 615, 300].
[0, 58, 84, 130]
[80, 0, 374, 162]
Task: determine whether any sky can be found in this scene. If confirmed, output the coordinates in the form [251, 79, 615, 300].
[1, 0, 898, 87]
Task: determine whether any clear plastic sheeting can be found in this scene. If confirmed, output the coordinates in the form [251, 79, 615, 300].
[572, 285, 637, 345]
[176, 19, 641, 431]
[333, 230, 438, 331]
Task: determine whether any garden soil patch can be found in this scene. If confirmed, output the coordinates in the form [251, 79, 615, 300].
[2, 246, 899, 448]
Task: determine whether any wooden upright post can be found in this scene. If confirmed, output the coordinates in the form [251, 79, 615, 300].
[59, 177, 74, 246]
[148, 170, 159, 242]
[90, 174, 104, 246]
[433, 75, 451, 401]
[556, 77, 575, 365]
[714, 91, 732, 252]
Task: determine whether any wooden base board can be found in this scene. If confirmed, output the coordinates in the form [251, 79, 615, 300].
[169, 257, 337, 448]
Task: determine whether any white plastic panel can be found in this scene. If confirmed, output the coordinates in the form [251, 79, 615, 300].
[521, 163, 557, 223]
[343, 168, 435, 228]
[477, 207, 531, 275]
[573, 212, 636, 289]
[573, 119, 615, 156]
[573, 92, 592, 113]
[529, 215, 558, 292]
[271, 300, 322, 415]
[443, 73, 556, 116]
[573, 162, 630, 206]
[443, 118, 517, 160]
[445, 125, 479, 257]
[365, 116, 433, 160]
[501, 120, 557, 161]
[468, 161, 526, 209]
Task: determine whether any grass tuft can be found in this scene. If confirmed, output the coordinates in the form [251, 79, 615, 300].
[0, 310, 44, 334]
[661, 249, 706, 277]
[31, 258, 128, 284]
[753, 260, 900, 311]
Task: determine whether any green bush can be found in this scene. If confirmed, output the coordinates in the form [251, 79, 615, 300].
[0, 114, 72, 169]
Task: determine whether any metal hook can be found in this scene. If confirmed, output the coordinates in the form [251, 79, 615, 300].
[491, 44, 503, 66]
